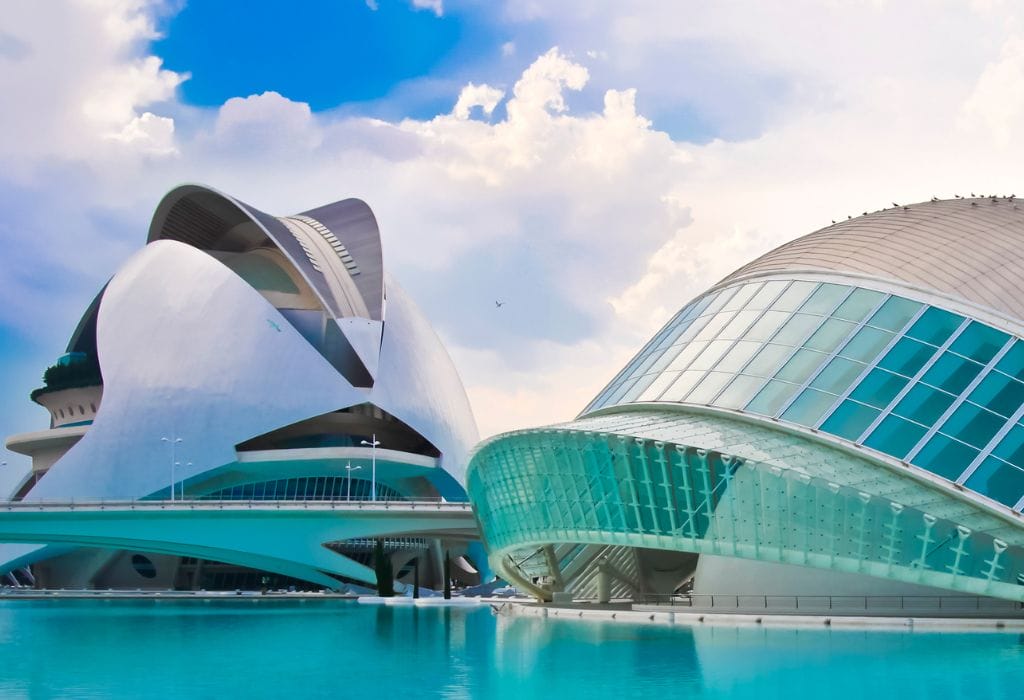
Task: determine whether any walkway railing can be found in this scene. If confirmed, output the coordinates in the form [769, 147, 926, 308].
[0, 498, 474, 512]
[635, 593, 1024, 614]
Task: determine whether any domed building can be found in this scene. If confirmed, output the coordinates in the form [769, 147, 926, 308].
[3, 184, 481, 591]
[468, 196, 1024, 608]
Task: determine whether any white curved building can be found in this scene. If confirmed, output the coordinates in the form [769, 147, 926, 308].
[3, 184, 481, 591]
[468, 196, 1024, 608]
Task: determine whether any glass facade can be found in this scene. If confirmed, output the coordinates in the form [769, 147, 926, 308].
[586, 279, 1024, 510]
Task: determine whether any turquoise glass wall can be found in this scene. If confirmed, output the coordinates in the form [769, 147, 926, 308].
[586, 279, 1024, 510]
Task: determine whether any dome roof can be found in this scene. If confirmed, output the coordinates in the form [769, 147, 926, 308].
[719, 197, 1024, 322]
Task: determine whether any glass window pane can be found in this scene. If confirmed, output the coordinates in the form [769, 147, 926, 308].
[643, 343, 685, 376]
[772, 313, 821, 346]
[892, 384, 956, 425]
[722, 282, 761, 311]
[689, 339, 733, 372]
[666, 341, 709, 372]
[718, 309, 761, 340]
[921, 352, 983, 395]
[907, 307, 964, 346]
[694, 311, 737, 341]
[877, 337, 937, 377]
[769, 281, 815, 312]
[863, 415, 928, 460]
[745, 379, 799, 416]
[993, 424, 1024, 467]
[715, 340, 761, 373]
[744, 310, 791, 342]
[820, 400, 881, 441]
[965, 457, 1024, 507]
[637, 371, 680, 402]
[620, 373, 659, 402]
[949, 322, 1010, 364]
[744, 344, 792, 377]
[912, 435, 979, 481]
[661, 370, 705, 402]
[940, 403, 1006, 448]
[775, 348, 828, 384]
[839, 326, 894, 364]
[810, 356, 865, 394]
[747, 280, 788, 310]
[799, 283, 849, 315]
[995, 341, 1024, 382]
[781, 389, 837, 426]
[805, 318, 857, 353]
[713, 375, 765, 410]
[867, 296, 921, 332]
[702, 287, 736, 316]
[833, 288, 885, 323]
[675, 314, 713, 345]
[686, 371, 733, 404]
[605, 377, 639, 406]
[848, 368, 908, 409]
[968, 371, 1024, 418]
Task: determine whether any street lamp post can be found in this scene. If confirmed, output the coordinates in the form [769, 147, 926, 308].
[360, 435, 380, 501]
[160, 437, 182, 502]
[183, 461, 192, 501]
[344, 462, 362, 501]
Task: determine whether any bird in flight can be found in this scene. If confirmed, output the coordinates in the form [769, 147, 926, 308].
[495, 301, 505, 308]
[267, 319, 282, 332]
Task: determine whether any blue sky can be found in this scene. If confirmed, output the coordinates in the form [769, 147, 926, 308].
[2, 1, 1024, 490]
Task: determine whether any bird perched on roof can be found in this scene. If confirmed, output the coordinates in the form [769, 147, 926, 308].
[892, 202, 899, 208]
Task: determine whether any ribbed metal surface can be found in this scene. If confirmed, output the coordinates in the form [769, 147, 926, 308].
[720, 197, 1024, 321]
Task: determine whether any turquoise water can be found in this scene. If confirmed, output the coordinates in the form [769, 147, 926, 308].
[1, 600, 1022, 699]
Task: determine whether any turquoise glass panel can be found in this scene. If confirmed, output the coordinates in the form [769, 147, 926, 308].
[718, 308, 761, 339]
[746, 280, 788, 309]
[848, 368, 908, 409]
[780, 388, 837, 426]
[965, 457, 1024, 507]
[839, 326, 894, 363]
[922, 353, 983, 394]
[769, 280, 814, 311]
[798, 283, 849, 315]
[940, 402, 1005, 449]
[771, 313, 821, 346]
[868, 296, 921, 332]
[819, 400, 881, 441]
[833, 288, 885, 323]
[968, 371, 1024, 418]
[809, 356, 865, 394]
[949, 322, 1010, 364]
[744, 310, 790, 342]
[712, 375, 764, 409]
[721, 282, 761, 311]
[686, 371, 732, 404]
[714, 340, 761, 373]
[774, 348, 828, 384]
[992, 424, 1024, 466]
[864, 415, 928, 459]
[876, 337, 936, 377]
[804, 318, 857, 353]
[743, 343, 793, 377]
[745, 379, 798, 416]
[906, 307, 964, 346]
[892, 384, 956, 425]
[913, 435, 979, 480]
[996, 341, 1024, 382]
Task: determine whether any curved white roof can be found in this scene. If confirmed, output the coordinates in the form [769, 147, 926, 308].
[719, 197, 1024, 322]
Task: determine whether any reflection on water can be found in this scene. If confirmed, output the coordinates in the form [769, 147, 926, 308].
[0, 600, 1021, 699]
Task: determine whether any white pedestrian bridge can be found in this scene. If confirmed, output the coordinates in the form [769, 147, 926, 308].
[0, 499, 479, 589]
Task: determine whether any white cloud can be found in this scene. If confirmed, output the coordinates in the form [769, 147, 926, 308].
[451, 83, 505, 120]
[6, 0, 1024, 454]
[411, 0, 443, 18]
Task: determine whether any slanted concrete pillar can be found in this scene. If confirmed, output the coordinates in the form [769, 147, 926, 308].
[596, 557, 611, 604]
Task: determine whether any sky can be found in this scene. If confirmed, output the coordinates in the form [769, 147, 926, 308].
[2, 0, 1024, 487]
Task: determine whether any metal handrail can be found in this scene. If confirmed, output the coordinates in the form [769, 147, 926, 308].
[634, 593, 1024, 611]
[0, 497, 474, 512]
